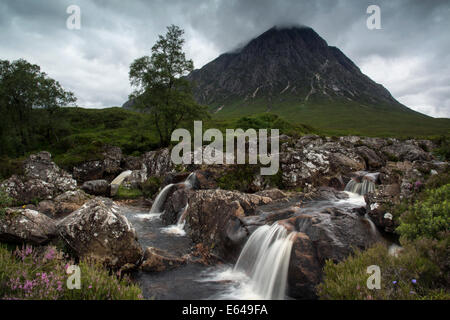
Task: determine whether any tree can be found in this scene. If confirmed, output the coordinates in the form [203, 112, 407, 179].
[129, 25, 208, 146]
[0, 59, 76, 155]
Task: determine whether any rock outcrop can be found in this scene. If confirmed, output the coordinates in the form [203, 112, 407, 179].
[280, 135, 366, 189]
[73, 146, 123, 183]
[184, 189, 272, 260]
[0, 152, 77, 204]
[281, 207, 381, 299]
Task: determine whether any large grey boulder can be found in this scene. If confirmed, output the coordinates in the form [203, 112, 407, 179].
[281, 207, 381, 299]
[0, 208, 57, 244]
[183, 189, 272, 260]
[57, 198, 143, 268]
[81, 180, 111, 196]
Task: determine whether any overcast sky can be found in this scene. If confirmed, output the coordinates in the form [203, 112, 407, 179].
[1, 0, 449, 118]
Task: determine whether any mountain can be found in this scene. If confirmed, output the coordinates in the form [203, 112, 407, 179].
[187, 26, 449, 136]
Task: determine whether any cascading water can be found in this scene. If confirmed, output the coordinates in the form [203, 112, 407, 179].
[157, 173, 197, 235]
[204, 223, 297, 300]
[161, 204, 189, 236]
[184, 172, 197, 188]
[345, 178, 375, 195]
[234, 223, 297, 299]
[149, 183, 175, 214]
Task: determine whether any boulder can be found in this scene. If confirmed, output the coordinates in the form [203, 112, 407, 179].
[355, 146, 384, 169]
[280, 138, 366, 189]
[142, 148, 174, 178]
[0, 152, 77, 204]
[160, 185, 193, 225]
[81, 180, 111, 196]
[121, 155, 142, 171]
[185, 189, 272, 260]
[140, 247, 186, 272]
[37, 190, 91, 217]
[57, 198, 143, 268]
[0, 208, 57, 244]
[281, 207, 381, 298]
[381, 142, 432, 162]
[73, 146, 123, 183]
[287, 232, 321, 299]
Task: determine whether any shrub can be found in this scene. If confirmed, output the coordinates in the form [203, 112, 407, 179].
[0, 244, 143, 300]
[396, 184, 450, 241]
[217, 165, 259, 192]
[432, 136, 450, 161]
[317, 239, 449, 300]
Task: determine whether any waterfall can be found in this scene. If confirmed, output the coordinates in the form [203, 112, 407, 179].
[156, 172, 197, 235]
[184, 172, 197, 188]
[345, 178, 375, 195]
[161, 204, 189, 236]
[363, 213, 380, 238]
[111, 170, 133, 185]
[233, 223, 297, 300]
[149, 183, 175, 214]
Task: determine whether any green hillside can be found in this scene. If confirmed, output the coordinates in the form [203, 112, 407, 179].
[211, 95, 450, 137]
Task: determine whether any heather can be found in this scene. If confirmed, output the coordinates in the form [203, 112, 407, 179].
[0, 244, 143, 300]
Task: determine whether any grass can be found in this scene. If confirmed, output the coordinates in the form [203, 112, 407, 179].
[212, 95, 450, 137]
[113, 186, 143, 200]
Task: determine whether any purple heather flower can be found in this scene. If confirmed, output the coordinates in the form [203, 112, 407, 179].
[392, 281, 397, 285]
[44, 248, 55, 260]
[412, 279, 417, 284]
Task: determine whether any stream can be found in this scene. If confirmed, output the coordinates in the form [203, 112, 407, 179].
[122, 189, 382, 300]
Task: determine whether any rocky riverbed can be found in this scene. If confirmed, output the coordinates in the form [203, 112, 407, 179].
[0, 135, 447, 299]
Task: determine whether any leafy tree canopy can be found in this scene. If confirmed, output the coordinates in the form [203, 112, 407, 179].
[129, 25, 208, 146]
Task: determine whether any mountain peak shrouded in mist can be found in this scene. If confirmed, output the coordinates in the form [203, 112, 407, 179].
[187, 25, 409, 113]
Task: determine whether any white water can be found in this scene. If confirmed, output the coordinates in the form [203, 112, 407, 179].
[203, 223, 297, 300]
[339, 191, 379, 238]
[111, 170, 133, 186]
[345, 179, 375, 196]
[161, 204, 189, 236]
[154, 172, 197, 234]
[149, 183, 175, 214]
[184, 172, 197, 188]
[132, 213, 161, 221]
[338, 191, 366, 207]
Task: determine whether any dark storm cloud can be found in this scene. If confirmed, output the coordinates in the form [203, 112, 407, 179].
[0, 0, 449, 117]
